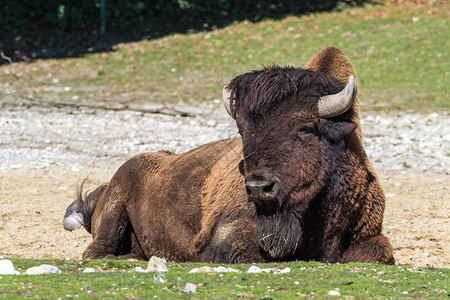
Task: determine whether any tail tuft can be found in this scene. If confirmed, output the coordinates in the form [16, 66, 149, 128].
[63, 178, 108, 233]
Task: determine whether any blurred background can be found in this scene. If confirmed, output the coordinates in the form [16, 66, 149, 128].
[0, 0, 448, 110]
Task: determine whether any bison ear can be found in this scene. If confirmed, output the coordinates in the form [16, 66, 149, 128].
[305, 47, 356, 84]
[323, 121, 357, 141]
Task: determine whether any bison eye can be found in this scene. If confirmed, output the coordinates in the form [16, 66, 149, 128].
[296, 127, 314, 139]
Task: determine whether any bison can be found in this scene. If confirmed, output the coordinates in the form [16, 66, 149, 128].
[64, 47, 395, 264]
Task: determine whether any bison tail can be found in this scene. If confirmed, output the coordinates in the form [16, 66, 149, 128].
[63, 178, 108, 234]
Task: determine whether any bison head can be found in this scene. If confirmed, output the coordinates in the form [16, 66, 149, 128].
[223, 67, 357, 259]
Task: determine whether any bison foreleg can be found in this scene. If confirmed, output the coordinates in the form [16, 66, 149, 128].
[341, 234, 395, 265]
[200, 220, 264, 263]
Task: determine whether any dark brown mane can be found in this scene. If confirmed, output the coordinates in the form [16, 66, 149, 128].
[227, 66, 346, 116]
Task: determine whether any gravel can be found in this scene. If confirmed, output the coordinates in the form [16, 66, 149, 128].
[361, 112, 449, 174]
[1, 104, 449, 174]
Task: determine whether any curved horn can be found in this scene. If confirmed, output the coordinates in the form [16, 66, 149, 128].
[317, 75, 357, 118]
[222, 86, 235, 119]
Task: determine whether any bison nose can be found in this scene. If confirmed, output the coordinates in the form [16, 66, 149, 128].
[245, 179, 280, 213]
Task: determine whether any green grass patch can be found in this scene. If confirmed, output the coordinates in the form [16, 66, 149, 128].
[1, 259, 449, 298]
[0, 2, 448, 112]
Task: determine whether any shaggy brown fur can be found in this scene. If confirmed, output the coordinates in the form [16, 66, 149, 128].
[65, 47, 394, 264]
[228, 66, 346, 117]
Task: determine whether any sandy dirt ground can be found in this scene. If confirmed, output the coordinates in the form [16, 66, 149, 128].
[0, 167, 448, 268]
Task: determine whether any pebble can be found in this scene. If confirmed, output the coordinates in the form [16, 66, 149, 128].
[247, 265, 262, 273]
[132, 267, 148, 273]
[184, 283, 197, 293]
[328, 290, 341, 296]
[147, 256, 168, 272]
[25, 266, 49, 275]
[206, 120, 217, 127]
[10, 164, 23, 169]
[0, 109, 448, 174]
[39, 264, 61, 274]
[277, 267, 291, 274]
[213, 266, 240, 273]
[83, 268, 96, 273]
[0, 259, 19, 275]
[154, 275, 165, 283]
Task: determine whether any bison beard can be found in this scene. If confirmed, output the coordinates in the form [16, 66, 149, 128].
[256, 209, 302, 259]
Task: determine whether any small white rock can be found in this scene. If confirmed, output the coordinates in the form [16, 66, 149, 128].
[133, 267, 148, 273]
[328, 290, 341, 296]
[0, 259, 16, 275]
[25, 267, 49, 275]
[39, 264, 61, 274]
[278, 267, 291, 274]
[213, 266, 240, 273]
[228, 267, 240, 273]
[206, 120, 217, 127]
[247, 266, 262, 273]
[188, 268, 199, 273]
[213, 266, 227, 273]
[184, 283, 197, 293]
[82, 268, 96, 273]
[147, 256, 168, 272]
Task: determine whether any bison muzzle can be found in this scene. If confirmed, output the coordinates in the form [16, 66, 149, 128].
[64, 47, 395, 264]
